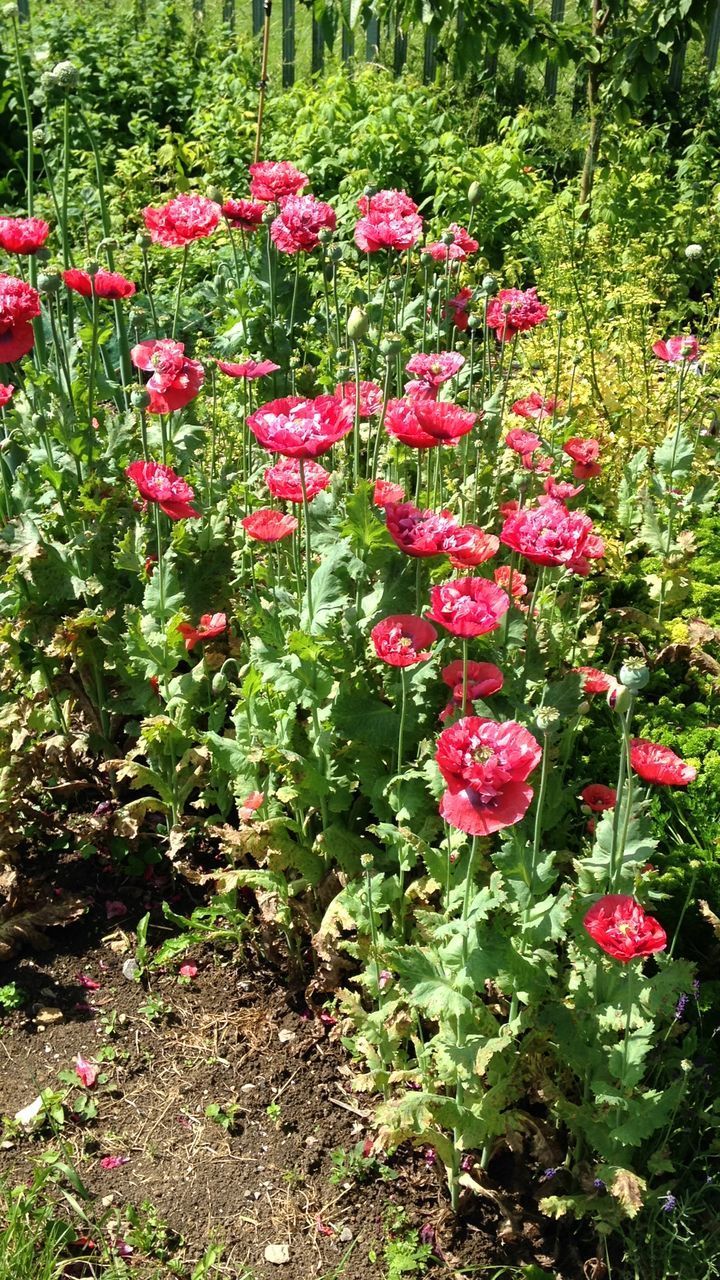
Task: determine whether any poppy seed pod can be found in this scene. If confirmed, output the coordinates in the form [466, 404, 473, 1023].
[318, 226, 334, 246]
[328, 244, 344, 263]
[135, 231, 152, 249]
[468, 181, 482, 206]
[619, 658, 649, 691]
[481, 273, 498, 296]
[347, 306, 369, 340]
[441, 230, 456, 246]
[555, 308, 567, 322]
[38, 272, 61, 294]
[35, 248, 51, 264]
[131, 389, 151, 410]
[87, 261, 100, 277]
[380, 334, 403, 357]
[535, 706, 560, 733]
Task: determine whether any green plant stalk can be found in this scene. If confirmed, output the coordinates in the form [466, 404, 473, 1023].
[395, 667, 409, 929]
[507, 730, 552, 1025]
[299, 458, 314, 625]
[141, 244, 161, 336]
[450, 835, 478, 1211]
[61, 96, 75, 333]
[288, 255, 301, 337]
[47, 291, 76, 418]
[608, 694, 635, 892]
[11, 17, 47, 364]
[171, 244, 190, 340]
[331, 259, 342, 349]
[369, 355, 393, 479]
[548, 314, 564, 453]
[519, 569, 545, 704]
[421, 267, 429, 353]
[657, 362, 688, 625]
[154, 504, 179, 828]
[209, 364, 218, 504]
[266, 227, 276, 326]
[351, 337, 362, 488]
[86, 289, 99, 455]
[319, 248, 333, 339]
[370, 255, 392, 376]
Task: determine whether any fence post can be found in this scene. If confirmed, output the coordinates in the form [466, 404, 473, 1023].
[223, 0, 235, 29]
[193, 0, 205, 19]
[423, 27, 437, 82]
[366, 12, 380, 59]
[669, 41, 686, 93]
[706, 0, 720, 71]
[312, 14, 325, 72]
[252, 0, 264, 37]
[17, 0, 30, 19]
[342, 21, 355, 62]
[282, 0, 295, 86]
[393, 19, 407, 74]
[544, 0, 565, 99]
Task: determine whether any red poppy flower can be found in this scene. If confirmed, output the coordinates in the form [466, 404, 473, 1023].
[370, 614, 437, 667]
[411, 399, 478, 444]
[441, 660, 504, 711]
[442, 287, 473, 331]
[384, 502, 461, 558]
[0, 383, 14, 407]
[563, 436, 602, 480]
[583, 894, 667, 963]
[500, 499, 604, 575]
[221, 198, 265, 231]
[405, 352, 465, 393]
[334, 380, 383, 417]
[131, 339, 204, 414]
[652, 335, 699, 364]
[216, 358, 279, 379]
[574, 667, 614, 696]
[177, 612, 227, 652]
[239, 790, 264, 821]
[143, 194, 221, 248]
[247, 395, 353, 459]
[443, 525, 499, 569]
[0, 274, 40, 362]
[264, 457, 330, 503]
[581, 784, 617, 812]
[271, 194, 336, 254]
[511, 392, 558, 421]
[125, 460, 200, 520]
[385, 398, 439, 450]
[630, 739, 697, 786]
[241, 507, 299, 542]
[493, 565, 528, 600]
[373, 478, 405, 507]
[0, 215, 50, 255]
[505, 427, 542, 455]
[425, 223, 479, 263]
[426, 576, 510, 637]
[543, 476, 584, 501]
[63, 269, 136, 299]
[354, 189, 423, 254]
[486, 287, 549, 341]
[249, 161, 308, 202]
[435, 715, 541, 836]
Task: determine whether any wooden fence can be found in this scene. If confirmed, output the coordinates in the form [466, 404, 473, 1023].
[16, 0, 720, 97]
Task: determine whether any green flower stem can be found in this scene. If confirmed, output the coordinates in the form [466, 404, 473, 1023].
[351, 337, 362, 488]
[138, 406, 149, 462]
[461, 638, 469, 712]
[501, 554, 518, 647]
[657, 362, 688, 625]
[450, 835, 478, 1211]
[47, 292, 75, 417]
[266, 228, 276, 326]
[154, 504, 179, 828]
[548, 314, 564, 454]
[171, 244, 189, 340]
[80, 108, 131, 402]
[369, 356, 393, 480]
[396, 667, 409, 927]
[421, 268, 429, 354]
[608, 694, 635, 892]
[331, 259, 342, 349]
[364, 860, 382, 999]
[507, 729, 552, 1026]
[519, 569, 545, 704]
[209, 364, 218, 505]
[299, 459, 314, 625]
[319, 247, 333, 340]
[61, 96, 75, 333]
[86, 289, 99, 455]
[11, 17, 47, 364]
[141, 244, 161, 336]
[226, 219, 244, 291]
[486, 333, 519, 522]
[370, 255, 392, 377]
[289, 255, 301, 338]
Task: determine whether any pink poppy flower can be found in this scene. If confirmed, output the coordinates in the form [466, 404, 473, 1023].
[543, 476, 584, 501]
[0, 383, 14, 407]
[354, 189, 423, 253]
[221, 198, 265, 231]
[405, 352, 465, 392]
[100, 1155, 129, 1170]
[264, 457, 330, 503]
[574, 666, 614, 696]
[241, 507, 299, 542]
[0, 215, 50, 255]
[131, 339, 204, 414]
[370, 614, 437, 667]
[563, 436, 602, 480]
[425, 223, 479, 262]
[630, 739, 697, 786]
[486, 287, 549, 340]
[426, 577, 510, 637]
[373, 478, 405, 507]
[75, 1055, 100, 1088]
[443, 525, 500, 569]
[0, 274, 40, 362]
[494, 565, 528, 600]
[652, 335, 699, 364]
[216, 358, 280, 379]
[143, 194, 221, 247]
[179, 963, 198, 978]
[411, 399, 478, 444]
[384, 502, 461, 558]
[239, 791, 264, 821]
[440, 660, 504, 720]
[442, 287, 473, 331]
[581, 784, 617, 812]
[249, 161, 308, 202]
[126, 460, 201, 520]
[63, 269, 136, 299]
[505, 427, 542, 455]
[334, 380, 384, 416]
[511, 392, 558, 421]
[436, 715, 541, 836]
[583, 894, 666, 963]
[500, 499, 604, 575]
[247, 395, 353, 459]
[271, 194, 336, 254]
[178, 612, 227, 652]
[385, 398, 439, 450]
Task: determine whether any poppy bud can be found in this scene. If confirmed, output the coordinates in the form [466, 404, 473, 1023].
[135, 231, 151, 249]
[335, 347, 350, 364]
[337, 366, 352, 381]
[35, 247, 51, 264]
[38, 272, 61, 294]
[206, 185, 223, 204]
[481, 273, 498, 296]
[212, 672, 228, 695]
[32, 414, 44, 430]
[328, 244, 343, 263]
[555, 308, 567, 322]
[468, 180, 482, 206]
[428, 285, 441, 303]
[608, 684, 632, 713]
[467, 314, 482, 331]
[51, 60, 79, 92]
[318, 226, 334, 246]
[420, 250, 434, 269]
[441, 230, 456, 246]
[619, 658, 649, 691]
[213, 272, 226, 297]
[389, 277, 404, 296]
[132, 389, 151, 410]
[347, 306, 369, 340]
[323, 262, 334, 283]
[380, 334, 403, 356]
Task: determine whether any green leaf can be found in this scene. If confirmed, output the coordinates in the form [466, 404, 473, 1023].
[653, 428, 694, 480]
